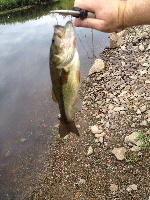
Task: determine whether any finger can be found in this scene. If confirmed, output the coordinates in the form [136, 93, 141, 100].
[74, 18, 109, 32]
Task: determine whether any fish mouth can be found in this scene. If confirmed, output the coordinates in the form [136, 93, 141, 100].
[54, 21, 75, 39]
[51, 21, 76, 66]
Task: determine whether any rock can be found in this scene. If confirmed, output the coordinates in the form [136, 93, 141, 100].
[87, 146, 93, 156]
[76, 125, 81, 129]
[139, 44, 145, 51]
[108, 104, 114, 110]
[95, 133, 106, 143]
[109, 184, 118, 192]
[95, 133, 106, 138]
[95, 138, 99, 143]
[121, 45, 126, 51]
[117, 30, 128, 37]
[78, 178, 86, 184]
[110, 32, 119, 48]
[89, 59, 105, 75]
[112, 147, 127, 160]
[131, 123, 136, 128]
[136, 109, 141, 114]
[130, 75, 137, 80]
[140, 70, 147, 75]
[91, 125, 99, 134]
[145, 80, 150, 84]
[126, 184, 138, 192]
[54, 124, 59, 128]
[64, 135, 69, 140]
[99, 137, 104, 143]
[20, 138, 27, 142]
[130, 145, 141, 152]
[113, 107, 125, 112]
[143, 63, 149, 68]
[140, 120, 148, 126]
[124, 132, 139, 146]
[121, 61, 126, 67]
[140, 105, 147, 113]
[147, 118, 150, 123]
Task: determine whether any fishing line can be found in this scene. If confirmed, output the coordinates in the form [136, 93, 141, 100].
[70, 16, 90, 59]
[56, 16, 58, 25]
[92, 29, 94, 62]
[75, 31, 91, 59]
[91, 29, 97, 62]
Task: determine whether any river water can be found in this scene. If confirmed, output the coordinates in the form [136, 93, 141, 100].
[0, 7, 109, 199]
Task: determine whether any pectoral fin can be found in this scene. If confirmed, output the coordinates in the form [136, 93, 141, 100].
[61, 69, 69, 85]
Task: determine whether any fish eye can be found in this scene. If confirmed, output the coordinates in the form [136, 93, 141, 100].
[52, 38, 55, 43]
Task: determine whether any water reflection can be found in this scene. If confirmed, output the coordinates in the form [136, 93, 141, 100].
[0, 13, 109, 199]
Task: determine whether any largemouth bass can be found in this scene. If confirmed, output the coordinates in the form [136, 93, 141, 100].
[50, 21, 81, 137]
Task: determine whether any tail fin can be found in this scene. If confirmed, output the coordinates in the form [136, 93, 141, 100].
[59, 119, 79, 138]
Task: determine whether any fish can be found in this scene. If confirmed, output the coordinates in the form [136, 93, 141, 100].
[50, 21, 82, 138]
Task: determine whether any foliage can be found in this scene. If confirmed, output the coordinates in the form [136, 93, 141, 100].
[136, 129, 149, 150]
[0, 0, 74, 24]
[0, 0, 57, 12]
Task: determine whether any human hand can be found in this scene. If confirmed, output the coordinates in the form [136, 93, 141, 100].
[73, 0, 125, 32]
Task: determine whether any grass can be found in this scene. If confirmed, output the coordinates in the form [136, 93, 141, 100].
[125, 157, 142, 163]
[136, 129, 149, 150]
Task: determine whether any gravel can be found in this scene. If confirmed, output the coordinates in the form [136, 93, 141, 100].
[28, 25, 150, 200]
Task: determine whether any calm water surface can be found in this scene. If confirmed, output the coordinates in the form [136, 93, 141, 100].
[0, 13, 109, 199]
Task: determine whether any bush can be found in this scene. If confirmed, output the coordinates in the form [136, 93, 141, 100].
[0, 0, 54, 12]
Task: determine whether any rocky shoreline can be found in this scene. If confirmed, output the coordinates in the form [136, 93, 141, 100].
[31, 25, 150, 200]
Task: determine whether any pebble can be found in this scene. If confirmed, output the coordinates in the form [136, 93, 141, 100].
[139, 44, 145, 51]
[140, 120, 148, 126]
[130, 145, 141, 152]
[90, 125, 99, 134]
[113, 107, 125, 112]
[76, 125, 81, 129]
[136, 109, 141, 114]
[124, 132, 139, 146]
[112, 147, 127, 160]
[78, 178, 86, 184]
[140, 105, 147, 113]
[126, 184, 138, 192]
[20, 138, 27, 142]
[89, 59, 105, 75]
[95, 138, 99, 143]
[143, 63, 149, 67]
[140, 70, 147, 76]
[109, 184, 118, 192]
[98, 137, 104, 143]
[95, 133, 106, 138]
[108, 104, 114, 110]
[87, 146, 93, 156]
[145, 80, 150, 84]
[121, 45, 126, 51]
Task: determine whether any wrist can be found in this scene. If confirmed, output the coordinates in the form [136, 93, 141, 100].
[118, 0, 128, 29]
[119, 0, 150, 29]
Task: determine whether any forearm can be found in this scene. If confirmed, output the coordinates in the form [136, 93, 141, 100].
[122, 0, 150, 28]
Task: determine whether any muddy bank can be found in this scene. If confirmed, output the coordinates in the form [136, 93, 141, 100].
[29, 25, 149, 200]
